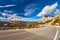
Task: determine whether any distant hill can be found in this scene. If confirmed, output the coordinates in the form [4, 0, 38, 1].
[0, 20, 38, 29]
[38, 16, 54, 24]
[51, 12, 60, 26]
[38, 12, 60, 26]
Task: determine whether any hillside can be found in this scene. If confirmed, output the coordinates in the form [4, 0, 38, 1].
[38, 16, 54, 24]
[51, 13, 60, 26]
[38, 12, 60, 26]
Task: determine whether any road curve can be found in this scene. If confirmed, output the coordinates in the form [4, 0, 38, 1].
[0, 27, 60, 40]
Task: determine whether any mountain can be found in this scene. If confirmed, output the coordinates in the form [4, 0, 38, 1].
[38, 16, 54, 24]
[0, 21, 32, 29]
[38, 12, 60, 26]
[51, 12, 60, 25]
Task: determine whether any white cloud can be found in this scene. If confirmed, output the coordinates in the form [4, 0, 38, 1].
[24, 9, 36, 16]
[7, 14, 31, 21]
[0, 11, 31, 21]
[37, 2, 58, 16]
[4, 10, 14, 13]
[0, 17, 7, 21]
[24, 4, 37, 16]
[54, 9, 59, 14]
[2, 12, 7, 16]
[0, 4, 15, 8]
[0, 17, 6, 19]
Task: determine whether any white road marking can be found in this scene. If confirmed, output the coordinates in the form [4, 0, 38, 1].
[59, 35, 60, 38]
[53, 29, 59, 40]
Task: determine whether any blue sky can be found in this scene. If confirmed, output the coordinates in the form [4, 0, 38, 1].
[0, 0, 60, 21]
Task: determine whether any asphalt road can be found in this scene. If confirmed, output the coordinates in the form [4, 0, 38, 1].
[0, 27, 60, 40]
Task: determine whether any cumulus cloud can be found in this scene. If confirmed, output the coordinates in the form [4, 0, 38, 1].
[0, 17, 6, 19]
[54, 9, 59, 14]
[0, 11, 31, 21]
[37, 2, 58, 16]
[2, 12, 7, 16]
[9, 14, 29, 21]
[24, 4, 37, 16]
[4, 10, 14, 13]
[0, 4, 15, 8]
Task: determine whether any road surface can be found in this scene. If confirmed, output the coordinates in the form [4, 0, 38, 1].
[0, 27, 60, 40]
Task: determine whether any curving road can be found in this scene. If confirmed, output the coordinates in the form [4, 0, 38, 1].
[0, 27, 60, 40]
